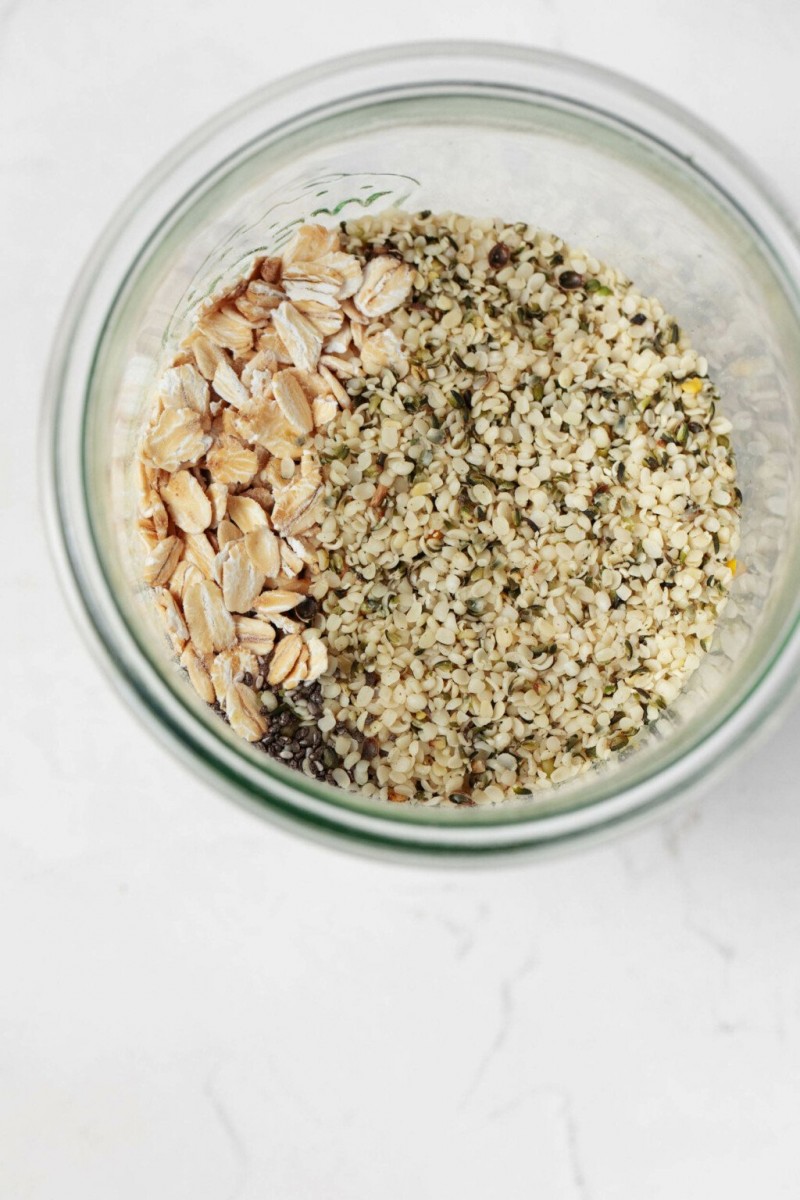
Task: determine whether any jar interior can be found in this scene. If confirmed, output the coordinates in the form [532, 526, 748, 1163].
[83, 87, 800, 821]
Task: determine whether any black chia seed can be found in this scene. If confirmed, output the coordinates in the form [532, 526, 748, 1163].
[488, 242, 510, 269]
[295, 596, 319, 622]
[558, 270, 584, 290]
[361, 737, 379, 761]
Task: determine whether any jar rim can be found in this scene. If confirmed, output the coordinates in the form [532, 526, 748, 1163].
[43, 41, 800, 860]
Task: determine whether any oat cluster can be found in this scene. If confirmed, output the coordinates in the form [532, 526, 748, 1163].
[137, 222, 414, 773]
[138, 211, 740, 804]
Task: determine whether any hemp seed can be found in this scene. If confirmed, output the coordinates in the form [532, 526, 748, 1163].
[137, 211, 740, 805]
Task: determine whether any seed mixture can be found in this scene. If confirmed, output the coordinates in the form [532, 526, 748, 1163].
[137, 211, 740, 804]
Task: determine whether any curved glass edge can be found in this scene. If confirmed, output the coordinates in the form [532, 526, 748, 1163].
[85, 87, 800, 826]
[42, 41, 800, 856]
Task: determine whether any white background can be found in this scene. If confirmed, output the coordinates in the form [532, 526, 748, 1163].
[3, 1, 800, 1196]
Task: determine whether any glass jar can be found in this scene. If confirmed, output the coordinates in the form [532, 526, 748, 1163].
[44, 43, 800, 859]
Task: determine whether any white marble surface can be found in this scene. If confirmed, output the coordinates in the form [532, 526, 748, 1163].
[3, 1, 800, 1195]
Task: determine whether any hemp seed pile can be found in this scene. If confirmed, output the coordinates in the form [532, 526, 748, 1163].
[137, 211, 740, 804]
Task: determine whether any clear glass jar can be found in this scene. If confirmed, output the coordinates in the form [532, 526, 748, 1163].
[44, 43, 800, 859]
